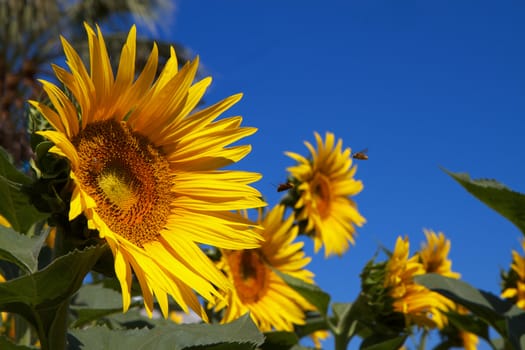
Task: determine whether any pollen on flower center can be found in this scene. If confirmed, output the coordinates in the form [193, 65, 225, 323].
[228, 250, 269, 303]
[97, 171, 138, 212]
[73, 119, 173, 247]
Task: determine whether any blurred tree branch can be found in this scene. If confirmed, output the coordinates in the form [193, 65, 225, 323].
[0, 0, 192, 167]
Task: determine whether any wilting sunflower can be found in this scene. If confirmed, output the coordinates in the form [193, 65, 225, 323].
[30, 23, 266, 319]
[211, 204, 315, 331]
[385, 236, 454, 329]
[285, 132, 365, 257]
[501, 239, 525, 309]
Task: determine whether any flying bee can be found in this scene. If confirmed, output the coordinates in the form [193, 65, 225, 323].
[352, 148, 368, 160]
[277, 182, 294, 192]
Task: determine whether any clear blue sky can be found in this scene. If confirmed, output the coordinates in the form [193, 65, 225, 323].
[150, 1, 524, 348]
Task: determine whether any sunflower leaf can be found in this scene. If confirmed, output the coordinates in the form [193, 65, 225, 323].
[444, 169, 525, 236]
[294, 313, 328, 338]
[274, 270, 331, 316]
[502, 305, 525, 349]
[0, 244, 106, 345]
[0, 225, 47, 274]
[71, 283, 144, 328]
[359, 335, 408, 350]
[260, 331, 299, 350]
[414, 273, 522, 348]
[0, 147, 48, 233]
[67, 314, 264, 350]
[445, 311, 490, 341]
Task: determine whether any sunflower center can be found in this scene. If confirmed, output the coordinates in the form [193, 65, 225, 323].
[311, 173, 332, 217]
[73, 119, 173, 247]
[228, 250, 269, 303]
[98, 171, 138, 211]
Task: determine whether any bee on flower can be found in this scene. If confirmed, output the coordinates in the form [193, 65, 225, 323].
[285, 132, 365, 257]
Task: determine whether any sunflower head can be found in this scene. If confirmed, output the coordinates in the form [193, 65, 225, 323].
[384, 236, 455, 329]
[30, 23, 266, 319]
[285, 131, 365, 257]
[418, 229, 461, 279]
[501, 239, 525, 309]
[359, 255, 407, 334]
[211, 204, 315, 332]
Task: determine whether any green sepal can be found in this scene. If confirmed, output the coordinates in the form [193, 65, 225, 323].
[445, 169, 525, 236]
[25, 140, 70, 215]
[67, 313, 264, 350]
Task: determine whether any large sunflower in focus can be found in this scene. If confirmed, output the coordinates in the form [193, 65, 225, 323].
[285, 132, 365, 257]
[212, 204, 315, 331]
[30, 24, 266, 319]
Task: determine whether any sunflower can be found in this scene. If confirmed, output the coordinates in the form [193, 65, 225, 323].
[285, 132, 365, 257]
[30, 23, 266, 319]
[385, 236, 454, 329]
[418, 229, 460, 279]
[417, 229, 461, 328]
[211, 204, 315, 331]
[501, 239, 525, 309]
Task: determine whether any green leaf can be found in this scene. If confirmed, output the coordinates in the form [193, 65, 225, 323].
[274, 270, 330, 315]
[71, 283, 140, 328]
[415, 274, 508, 324]
[294, 313, 328, 339]
[0, 245, 105, 308]
[0, 147, 48, 233]
[0, 225, 48, 274]
[445, 169, 525, 236]
[260, 331, 299, 350]
[415, 274, 524, 349]
[0, 245, 106, 349]
[67, 314, 264, 350]
[359, 335, 407, 350]
[73, 283, 124, 309]
[445, 312, 490, 341]
[503, 305, 525, 350]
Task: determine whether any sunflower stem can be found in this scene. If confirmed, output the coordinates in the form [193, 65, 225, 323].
[417, 329, 428, 350]
[334, 331, 351, 350]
